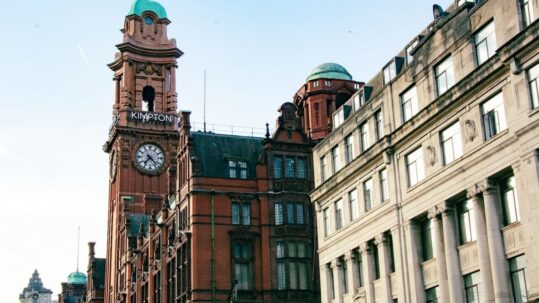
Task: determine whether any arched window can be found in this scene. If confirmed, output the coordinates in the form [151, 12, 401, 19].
[142, 86, 155, 112]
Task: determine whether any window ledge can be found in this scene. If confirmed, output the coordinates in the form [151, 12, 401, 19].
[457, 240, 478, 250]
[528, 106, 539, 117]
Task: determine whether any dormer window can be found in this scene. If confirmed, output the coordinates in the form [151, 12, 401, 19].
[406, 40, 419, 65]
[383, 58, 404, 85]
[142, 86, 155, 112]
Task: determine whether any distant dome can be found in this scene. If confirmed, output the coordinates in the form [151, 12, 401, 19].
[67, 272, 87, 285]
[306, 63, 353, 81]
[128, 0, 168, 20]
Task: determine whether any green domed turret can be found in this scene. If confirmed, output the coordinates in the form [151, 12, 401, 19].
[306, 63, 353, 81]
[128, 0, 168, 20]
[67, 271, 87, 285]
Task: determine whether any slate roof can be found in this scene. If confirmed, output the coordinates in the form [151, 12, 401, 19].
[191, 132, 264, 179]
[19, 270, 52, 299]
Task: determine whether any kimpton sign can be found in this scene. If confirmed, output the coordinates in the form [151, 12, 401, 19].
[128, 111, 176, 124]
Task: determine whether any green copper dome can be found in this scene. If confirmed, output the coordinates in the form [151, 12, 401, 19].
[67, 272, 87, 285]
[128, 0, 168, 20]
[306, 63, 353, 81]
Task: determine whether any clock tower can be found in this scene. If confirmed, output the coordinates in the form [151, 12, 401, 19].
[102, 0, 182, 302]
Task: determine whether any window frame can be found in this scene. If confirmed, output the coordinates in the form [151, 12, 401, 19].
[441, 121, 463, 165]
[231, 202, 251, 226]
[474, 21, 497, 65]
[401, 85, 419, 123]
[331, 146, 341, 173]
[274, 155, 308, 179]
[379, 169, 389, 202]
[406, 147, 425, 187]
[527, 63, 539, 109]
[227, 160, 248, 179]
[421, 219, 434, 261]
[363, 178, 374, 211]
[520, 0, 534, 28]
[464, 271, 482, 303]
[435, 56, 455, 96]
[458, 199, 477, 245]
[500, 175, 520, 226]
[231, 241, 254, 290]
[509, 254, 529, 303]
[481, 92, 507, 140]
[286, 202, 306, 225]
[334, 199, 344, 231]
[349, 189, 359, 221]
[323, 207, 330, 237]
[375, 110, 384, 140]
[383, 60, 397, 84]
[359, 122, 370, 152]
[344, 134, 355, 164]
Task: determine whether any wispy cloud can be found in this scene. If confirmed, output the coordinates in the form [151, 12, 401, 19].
[77, 44, 89, 65]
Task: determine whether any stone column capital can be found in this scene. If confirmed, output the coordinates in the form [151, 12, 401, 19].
[478, 179, 498, 196]
[374, 234, 388, 247]
[466, 184, 482, 199]
[344, 250, 354, 263]
[330, 259, 339, 269]
[403, 219, 416, 231]
[390, 225, 400, 234]
[438, 201, 455, 216]
[428, 207, 440, 220]
[359, 242, 371, 254]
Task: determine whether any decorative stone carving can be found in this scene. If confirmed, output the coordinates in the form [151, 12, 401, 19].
[478, 179, 498, 196]
[136, 62, 163, 76]
[464, 120, 477, 142]
[428, 206, 439, 220]
[426, 146, 437, 166]
[437, 201, 454, 216]
[354, 288, 367, 303]
[466, 184, 481, 199]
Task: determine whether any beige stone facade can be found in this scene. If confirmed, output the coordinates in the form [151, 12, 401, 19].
[311, 1, 539, 302]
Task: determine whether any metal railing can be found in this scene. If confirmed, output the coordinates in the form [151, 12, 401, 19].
[190, 122, 271, 137]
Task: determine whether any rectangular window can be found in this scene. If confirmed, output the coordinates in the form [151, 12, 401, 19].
[364, 179, 374, 211]
[501, 176, 520, 226]
[285, 157, 295, 178]
[380, 169, 389, 202]
[435, 56, 455, 96]
[354, 92, 365, 110]
[325, 80, 331, 86]
[232, 202, 240, 225]
[335, 200, 344, 231]
[373, 244, 381, 279]
[354, 250, 364, 287]
[231, 202, 250, 225]
[421, 219, 434, 261]
[481, 93, 507, 140]
[277, 262, 286, 290]
[321, 156, 327, 182]
[313, 80, 319, 88]
[375, 110, 384, 140]
[228, 160, 248, 179]
[521, 0, 534, 27]
[286, 203, 304, 225]
[274, 156, 283, 178]
[458, 199, 477, 245]
[406, 40, 419, 65]
[387, 233, 396, 273]
[339, 257, 349, 294]
[275, 203, 284, 225]
[426, 287, 440, 303]
[233, 242, 252, 290]
[441, 122, 463, 165]
[464, 272, 482, 303]
[384, 61, 397, 84]
[297, 158, 307, 178]
[345, 135, 354, 164]
[349, 189, 358, 221]
[510, 255, 529, 303]
[360, 122, 370, 152]
[406, 147, 425, 187]
[323, 207, 330, 236]
[528, 63, 539, 109]
[475, 22, 497, 65]
[401, 86, 419, 122]
[332, 146, 340, 173]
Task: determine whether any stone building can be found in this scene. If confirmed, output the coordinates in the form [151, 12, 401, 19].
[310, 1, 539, 303]
[19, 270, 54, 303]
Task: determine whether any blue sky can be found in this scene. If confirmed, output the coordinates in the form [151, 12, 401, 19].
[0, 0, 453, 300]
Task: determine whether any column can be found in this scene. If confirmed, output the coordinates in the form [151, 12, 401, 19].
[322, 263, 334, 303]
[375, 234, 393, 303]
[345, 250, 360, 296]
[513, 153, 539, 300]
[467, 186, 495, 302]
[332, 259, 344, 303]
[481, 180, 512, 302]
[360, 242, 375, 303]
[390, 226, 406, 302]
[439, 202, 465, 303]
[403, 221, 425, 303]
[428, 208, 449, 303]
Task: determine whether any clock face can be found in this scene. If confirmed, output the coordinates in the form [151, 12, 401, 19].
[135, 143, 165, 173]
[144, 16, 155, 25]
